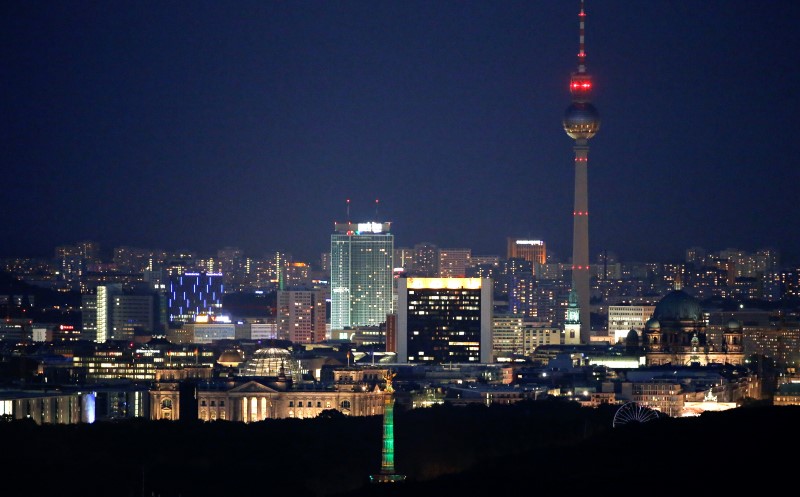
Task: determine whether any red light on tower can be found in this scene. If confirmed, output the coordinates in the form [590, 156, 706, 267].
[569, 73, 593, 100]
[562, 0, 599, 346]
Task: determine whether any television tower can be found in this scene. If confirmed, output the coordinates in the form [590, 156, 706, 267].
[562, 0, 600, 344]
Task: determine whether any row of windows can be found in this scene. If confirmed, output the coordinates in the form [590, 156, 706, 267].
[409, 311, 480, 317]
[290, 401, 327, 408]
[409, 304, 481, 310]
[199, 409, 226, 421]
[198, 399, 355, 410]
[408, 290, 478, 296]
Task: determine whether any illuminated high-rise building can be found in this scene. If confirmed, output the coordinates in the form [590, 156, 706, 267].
[112, 294, 157, 342]
[330, 222, 394, 331]
[167, 272, 224, 325]
[492, 314, 524, 358]
[508, 271, 537, 318]
[217, 246, 245, 290]
[608, 304, 656, 344]
[393, 247, 414, 275]
[277, 289, 327, 343]
[397, 277, 493, 364]
[284, 262, 312, 288]
[81, 294, 98, 341]
[411, 242, 439, 277]
[319, 252, 331, 274]
[92, 284, 159, 342]
[439, 248, 472, 277]
[507, 238, 546, 266]
[55, 241, 99, 283]
[96, 284, 122, 343]
[562, 0, 600, 344]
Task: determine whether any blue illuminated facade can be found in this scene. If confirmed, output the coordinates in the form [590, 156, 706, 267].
[167, 272, 224, 324]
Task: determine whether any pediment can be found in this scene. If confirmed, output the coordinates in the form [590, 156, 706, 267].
[228, 380, 279, 394]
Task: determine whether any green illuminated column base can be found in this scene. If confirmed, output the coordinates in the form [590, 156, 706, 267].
[369, 473, 407, 483]
[370, 385, 406, 484]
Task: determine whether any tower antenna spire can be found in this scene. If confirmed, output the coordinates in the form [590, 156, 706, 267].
[346, 198, 350, 223]
[375, 198, 379, 219]
[577, 0, 587, 74]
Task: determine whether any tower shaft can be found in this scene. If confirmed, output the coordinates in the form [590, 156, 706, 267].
[572, 139, 591, 343]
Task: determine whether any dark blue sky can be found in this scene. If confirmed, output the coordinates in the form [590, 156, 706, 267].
[3, 1, 799, 265]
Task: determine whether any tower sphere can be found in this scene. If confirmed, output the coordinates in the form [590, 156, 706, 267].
[563, 102, 600, 140]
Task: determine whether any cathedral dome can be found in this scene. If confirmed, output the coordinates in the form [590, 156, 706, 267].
[652, 289, 702, 322]
[645, 318, 660, 330]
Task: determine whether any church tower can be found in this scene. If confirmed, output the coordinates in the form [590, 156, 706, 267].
[564, 289, 581, 345]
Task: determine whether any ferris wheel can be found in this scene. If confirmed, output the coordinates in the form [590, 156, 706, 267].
[612, 402, 661, 428]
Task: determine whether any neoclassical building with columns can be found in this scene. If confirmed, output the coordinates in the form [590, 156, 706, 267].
[150, 366, 391, 422]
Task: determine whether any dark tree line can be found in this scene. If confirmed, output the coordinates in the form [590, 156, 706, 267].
[3, 400, 797, 497]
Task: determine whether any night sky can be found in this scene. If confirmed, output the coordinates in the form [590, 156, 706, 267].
[3, 1, 799, 265]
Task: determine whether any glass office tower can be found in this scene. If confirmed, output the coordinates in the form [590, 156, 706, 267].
[330, 222, 394, 331]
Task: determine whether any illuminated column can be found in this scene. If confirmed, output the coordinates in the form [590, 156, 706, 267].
[370, 372, 406, 484]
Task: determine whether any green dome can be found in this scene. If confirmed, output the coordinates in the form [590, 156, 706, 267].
[653, 289, 702, 322]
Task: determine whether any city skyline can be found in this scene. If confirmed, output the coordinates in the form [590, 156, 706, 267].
[4, 1, 799, 265]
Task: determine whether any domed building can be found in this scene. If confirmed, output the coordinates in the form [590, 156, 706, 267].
[239, 347, 304, 384]
[643, 289, 744, 366]
[217, 349, 244, 368]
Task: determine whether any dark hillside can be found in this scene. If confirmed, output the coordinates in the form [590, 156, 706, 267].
[1, 402, 796, 497]
[346, 404, 800, 497]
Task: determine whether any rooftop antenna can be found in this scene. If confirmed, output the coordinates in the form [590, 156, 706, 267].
[577, 0, 587, 74]
[346, 198, 351, 223]
[375, 198, 379, 219]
